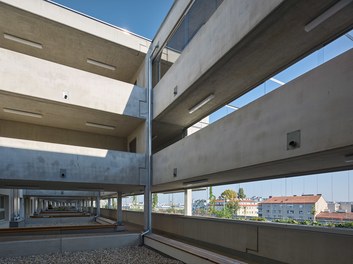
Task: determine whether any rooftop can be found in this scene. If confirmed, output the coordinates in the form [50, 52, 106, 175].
[260, 195, 323, 205]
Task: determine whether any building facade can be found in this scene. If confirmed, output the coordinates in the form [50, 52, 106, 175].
[259, 195, 328, 221]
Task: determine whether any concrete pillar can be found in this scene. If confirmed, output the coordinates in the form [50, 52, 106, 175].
[9, 189, 14, 221]
[96, 193, 100, 216]
[108, 198, 112, 209]
[90, 198, 94, 215]
[20, 197, 25, 219]
[184, 189, 192, 216]
[115, 192, 125, 231]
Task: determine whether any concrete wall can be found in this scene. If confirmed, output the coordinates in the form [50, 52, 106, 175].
[153, 0, 283, 118]
[0, 120, 127, 151]
[0, 48, 146, 119]
[0, 138, 146, 187]
[115, 210, 353, 264]
[153, 49, 353, 188]
[127, 123, 146, 154]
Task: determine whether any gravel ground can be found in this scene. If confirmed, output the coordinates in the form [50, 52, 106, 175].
[0, 246, 184, 264]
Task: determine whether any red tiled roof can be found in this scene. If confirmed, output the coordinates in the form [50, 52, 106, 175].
[316, 212, 353, 221]
[259, 195, 322, 205]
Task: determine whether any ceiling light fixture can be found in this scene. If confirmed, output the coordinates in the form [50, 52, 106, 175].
[225, 104, 239, 110]
[4, 33, 43, 49]
[270, 77, 286, 86]
[87, 58, 116, 71]
[183, 179, 208, 187]
[85, 122, 115, 130]
[304, 0, 353, 32]
[188, 94, 215, 114]
[3, 108, 43, 118]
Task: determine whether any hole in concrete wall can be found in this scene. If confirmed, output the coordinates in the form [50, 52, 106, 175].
[60, 169, 66, 178]
[287, 130, 301, 150]
[63, 91, 69, 100]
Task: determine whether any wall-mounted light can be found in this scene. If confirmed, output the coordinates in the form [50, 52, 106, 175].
[4, 33, 43, 49]
[87, 58, 116, 71]
[86, 122, 115, 130]
[344, 154, 353, 163]
[183, 179, 208, 187]
[188, 94, 214, 114]
[304, 0, 353, 32]
[3, 108, 43, 118]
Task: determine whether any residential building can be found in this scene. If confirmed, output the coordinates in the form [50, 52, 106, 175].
[259, 195, 328, 221]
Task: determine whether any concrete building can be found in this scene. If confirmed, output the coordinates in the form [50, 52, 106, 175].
[1, 0, 353, 263]
[259, 195, 328, 221]
[236, 199, 259, 218]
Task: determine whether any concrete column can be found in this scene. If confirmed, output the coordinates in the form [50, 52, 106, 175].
[20, 197, 25, 219]
[115, 192, 125, 231]
[108, 198, 112, 209]
[9, 189, 14, 221]
[96, 194, 100, 216]
[184, 189, 192, 216]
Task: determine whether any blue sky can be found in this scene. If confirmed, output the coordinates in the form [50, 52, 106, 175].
[51, 1, 353, 204]
[52, 0, 174, 39]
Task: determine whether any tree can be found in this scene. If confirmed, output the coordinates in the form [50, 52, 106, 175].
[152, 193, 158, 209]
[208, 186, 216, 215]
[221, 189, 239, 216]
[132, 196, 138, 208]
[238, 188, 246, 199]
[311, 205, 316, 221]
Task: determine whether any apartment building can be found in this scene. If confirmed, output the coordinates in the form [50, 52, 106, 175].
[259, 195, 328, 221]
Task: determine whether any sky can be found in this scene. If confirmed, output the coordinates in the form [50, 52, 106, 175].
[50, 1, 353, 204]
[51, 0, 174, 40]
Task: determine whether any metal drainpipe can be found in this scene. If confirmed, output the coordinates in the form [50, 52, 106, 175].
[144, 44, 159, 234]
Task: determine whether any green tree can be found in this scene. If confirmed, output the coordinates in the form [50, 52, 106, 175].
[152, 193, 158, 209]
[221, 189, 239, 215]
[311, 205, 316, 221]
[208, 186, 216, 215]
[237, 188, 246, 199]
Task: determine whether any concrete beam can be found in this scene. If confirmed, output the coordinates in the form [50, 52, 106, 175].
[152, 0, 353, 149]
[23, 190, 99, 198]
[153, 49, 353, 190]
[0, 138, 146, 191]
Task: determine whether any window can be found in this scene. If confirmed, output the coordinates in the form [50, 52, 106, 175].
[287, 210, 295, 214]
[299, 210, 303, 214]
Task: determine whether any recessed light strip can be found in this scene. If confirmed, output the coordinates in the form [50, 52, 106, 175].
[86, 122, 115, 130]
[225, 104, 239, 110]
[188, 94, 215, 114]
[304, 0, 353, 32]
[270, 78, 286, 86]
[4, 33, 43, 49]
[183, 179, 208, 186]
[87, 59, 116, 71]
[3, 108, 43, 118]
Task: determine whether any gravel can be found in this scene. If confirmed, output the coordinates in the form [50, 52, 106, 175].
[0, 246, 184, 264]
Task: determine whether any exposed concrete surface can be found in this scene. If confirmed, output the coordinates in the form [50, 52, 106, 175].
[0, 48, 147, 119]
[152, 0, 353, 150]
[0, 0, 149, 82]
[23, 190, 99, 198]
[0, 120, 128, 151]
[0, 138, 146, 190]
[153, 49, 353, 188]
[122, 210, 353, 264]
[0, 233, 140, 257]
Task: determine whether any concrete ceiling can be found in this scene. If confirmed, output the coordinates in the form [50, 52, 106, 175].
[153, 0, 353, 150]
[0, 1, 147, 83]
[0, 91, 144, 137]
